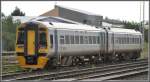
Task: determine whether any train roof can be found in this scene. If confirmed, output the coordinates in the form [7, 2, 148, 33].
[36, 21, 105, 31]
[31, 16, 81, 24]
[110, 27, 142, 35]
[22, 20, 142, 35]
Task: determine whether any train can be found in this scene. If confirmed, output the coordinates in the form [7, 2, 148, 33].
[15, 17, 143, 69]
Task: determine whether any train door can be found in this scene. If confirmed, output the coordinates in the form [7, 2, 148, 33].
[104, 31, 107, 53]
[100, 32, 104, 52]
[24, 25, 38, 65]
[101, 32, 106, 53]
[48, 29, 55, 54]
[107, 32, 113, 53]
[27, 30, 35, 55]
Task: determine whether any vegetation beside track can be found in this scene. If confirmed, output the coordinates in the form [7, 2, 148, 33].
[141, 42, 148, 59]
[2, 64, 24, 74]
[2, 55, 24, 74]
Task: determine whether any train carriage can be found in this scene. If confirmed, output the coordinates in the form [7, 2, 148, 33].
[111, 28, 143, 60]
[15, 17, 143, 69]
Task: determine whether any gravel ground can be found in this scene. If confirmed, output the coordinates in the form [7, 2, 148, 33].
[111, 72, 148, 80]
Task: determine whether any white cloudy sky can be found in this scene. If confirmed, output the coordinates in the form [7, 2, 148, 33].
[1, 1, 149, 22]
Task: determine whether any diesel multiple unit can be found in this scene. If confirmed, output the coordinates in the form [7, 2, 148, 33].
[16, 17, 143, 69]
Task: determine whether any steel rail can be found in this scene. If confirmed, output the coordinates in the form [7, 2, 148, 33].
[75, 65, 148, 81]
[2, 59, 147, 81]
[46, 62, 148, 80]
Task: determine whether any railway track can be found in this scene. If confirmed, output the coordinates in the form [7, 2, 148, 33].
[76, 63, 148, 81]
[47, 59, 148, 81]
[2, 65, 78, 81]
[2, 59, 148, 81]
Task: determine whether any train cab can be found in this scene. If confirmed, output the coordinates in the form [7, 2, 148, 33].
[16, 22, 50, 69]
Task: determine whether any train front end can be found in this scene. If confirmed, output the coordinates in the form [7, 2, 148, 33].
[16, 22, 50, 69]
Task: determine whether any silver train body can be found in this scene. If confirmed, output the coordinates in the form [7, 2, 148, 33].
[42, 22, 142, 56]
[39, 21, 143, 65]
[17, 18, 143, 68]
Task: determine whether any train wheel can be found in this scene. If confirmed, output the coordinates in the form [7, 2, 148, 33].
[104, 54, 110, 63]
[136, 52, 141, 59]
[101, 54, 105, 63]
[131, 52, 141, 60]
[44, 59, 57, 69]
[111, 53, 119, 63]
[118, 53, 124, 61]
[123, 54, 131, 61]
[72, 56, 76, 66]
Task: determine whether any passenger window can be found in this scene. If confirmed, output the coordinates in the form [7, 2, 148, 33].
[97, 36, 100, 44]
[115, 37, 118, 44]
[65, 35, 70, 44]
[101, 34, 103, 44]
[119, 37, 121, 44]
[130, 38, 131, 44]
[118, 37, 120, 44]
[121, 38, 123, 44]
[133, 38, 134, 44]
[134, 38, 135, 44]
[70, 35, 74, 44]
[129, 36, 130, 44]
[93, 36, 96, 44]
[84, 36, 88, 44]
[75, 36, 79, 44]
[127, 37, 129, 44]
[111, 36, 113, 44]
[89, 36, 92, 44]
[60, 36, 65, 44]
[139, 37, 141, 44]
[123, 37, 125, 44]
[17, 31, 24, 44]
[125, 37, 127, 44]
[124, 38, 125, 44]
[39, 32, 47, 47]
[80, 36, 83, 44]
[122, 38, 124, 44]
[122, 38, 123, 44]
[131, 38, 132, 44]
[50, 35, 53, 48]
[121, 37, 122, 44]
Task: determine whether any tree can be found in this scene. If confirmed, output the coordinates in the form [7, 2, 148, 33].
[2, 16, 21, 51]
[1, 12, 5, 17]
[122, 20, 148, 42]
[122, 21, 140, 31]
[11, 7, 25, 16]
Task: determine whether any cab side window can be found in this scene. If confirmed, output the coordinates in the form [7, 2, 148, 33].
[50, 34, 53, 48]
[17, 31, 24, 44]
[39, 32, 47, 47]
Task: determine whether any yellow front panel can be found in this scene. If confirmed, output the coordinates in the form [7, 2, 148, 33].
[27, 30, 35, 55]
[17, 56, 48, 69]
